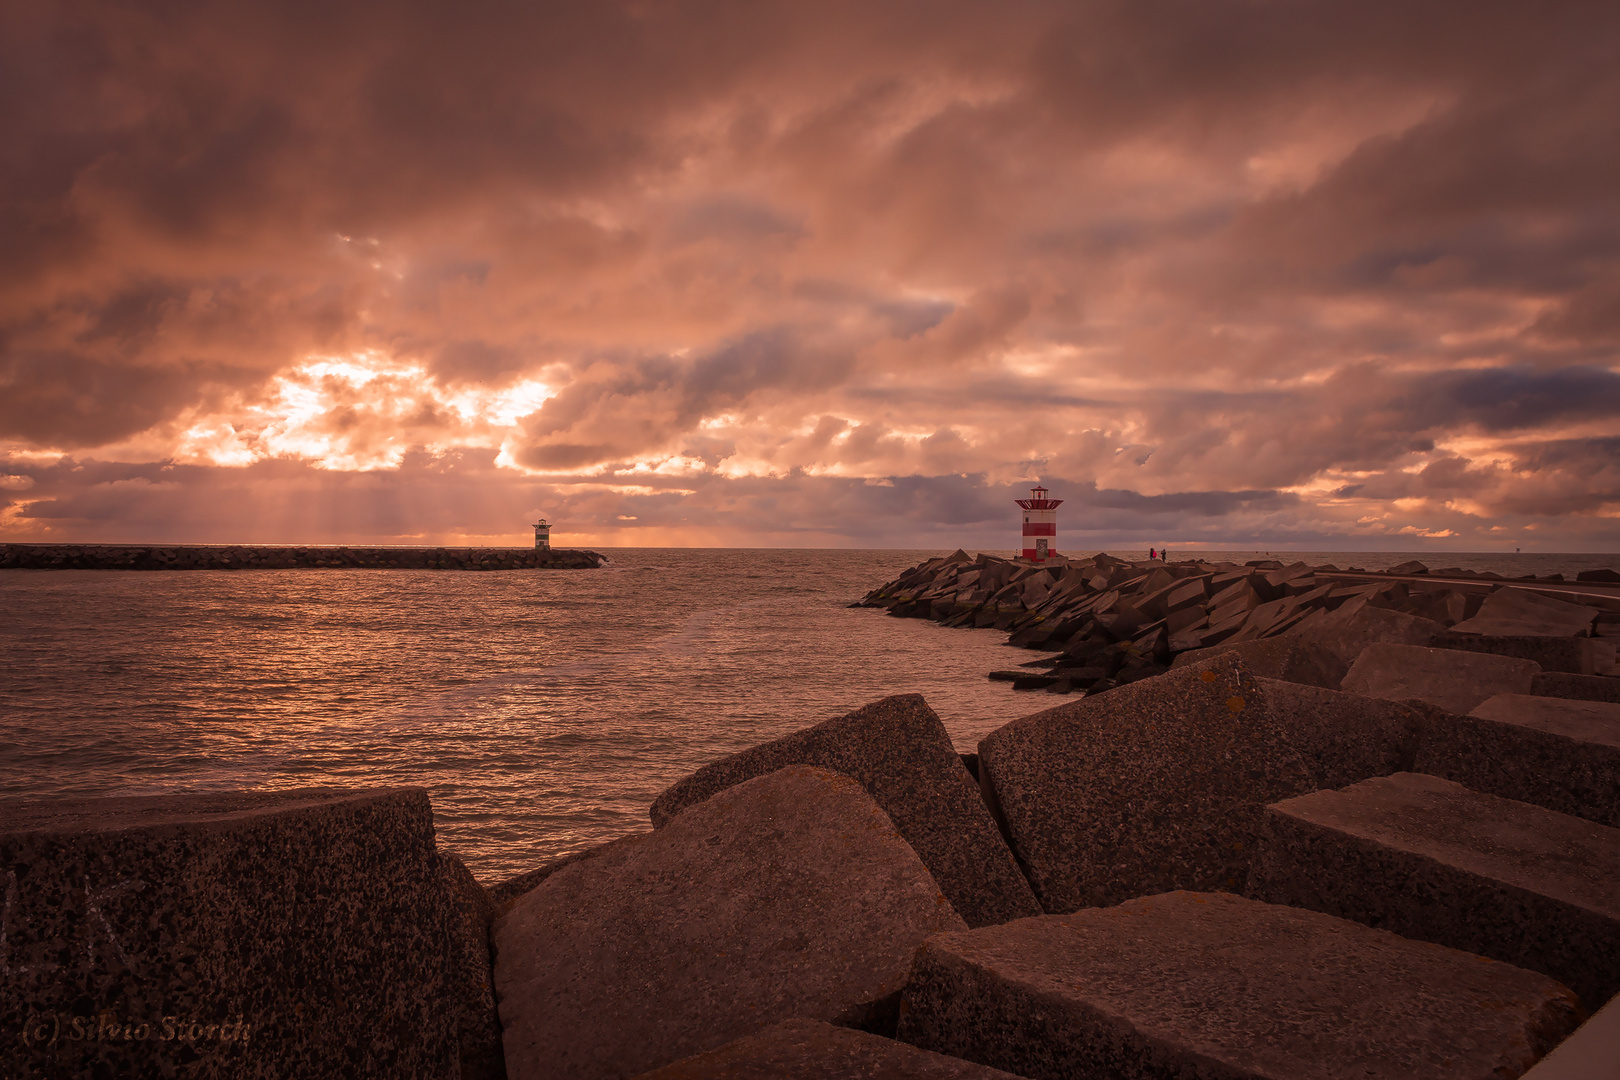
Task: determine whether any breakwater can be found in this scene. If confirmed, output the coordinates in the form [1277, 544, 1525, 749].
[0, 543, 604, 571]
[858, 550, 1620, 693]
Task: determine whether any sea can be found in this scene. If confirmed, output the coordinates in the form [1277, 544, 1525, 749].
[2, 547, 1616, 884]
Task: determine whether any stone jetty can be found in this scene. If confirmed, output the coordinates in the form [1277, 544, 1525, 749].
[0, 543, 604, 571]
[5, 552, 1620, 1078]
[856, 550, 1620, 693]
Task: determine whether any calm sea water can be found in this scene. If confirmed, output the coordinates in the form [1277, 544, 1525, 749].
[2, 547, 1615, 883]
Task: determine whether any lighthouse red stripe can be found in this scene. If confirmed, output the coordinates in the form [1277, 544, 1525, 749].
[1022, 523, 1056, 536]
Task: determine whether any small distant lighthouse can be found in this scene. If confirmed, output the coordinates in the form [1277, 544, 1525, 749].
[533, 518, 551, 551]
[1016, 485, 1062, 562]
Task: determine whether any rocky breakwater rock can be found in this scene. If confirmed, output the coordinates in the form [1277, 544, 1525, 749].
[1252, 772, 1620, 1010]
[492, 765, 967, 1080]
[1414, 693, 1620, 828]
[1452, 586, 1602, 637]
[976, 658, 1419, 912]
[648, 694, 1040, 928]
[1169, 636, 1349, 689]
[0, 788, 498, 1080]
[895, 891, 1582, 1080]
[1341, 642, 1541, 715]
[857, 550, 1614, 694]
[0, 543, 604, 571]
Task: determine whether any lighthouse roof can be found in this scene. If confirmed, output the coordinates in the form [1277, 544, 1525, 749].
[1015, 485, 1062, 511]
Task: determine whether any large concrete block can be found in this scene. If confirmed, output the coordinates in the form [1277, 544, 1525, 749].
[494, 765, 968, 1080]
[1452, 587, 1600, 637]
[1412, 694, 1620, 828]
[631, 1018, 1022, 1079]
[976, 660, 1417, 912]
[1341, 642, 1540, 714]
[486, 831, 651, 914]
[1170, 636, 1348, 689]
[1534, 671, 1620, 704]
[1430, 631, 1601, 674]
[439, 852, 507, 1080]
[649, 694, 1038, 927]
[0, 788, 469, 1080]
[1298, 595, 1446, 666]
[1252, 773, 1620, 1009]
[896, 891, 1580, 1080]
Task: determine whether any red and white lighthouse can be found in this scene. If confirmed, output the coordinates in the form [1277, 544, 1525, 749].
[1016, 485, 1062, 562]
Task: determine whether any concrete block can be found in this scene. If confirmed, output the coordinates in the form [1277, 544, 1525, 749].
[0, 788, 468, 1080]
[1252, 772, 1620, 1009]
[1298, 595, 1447, 666]
[649, 694, 1038, 927]
[1412, 694, 1620, 828]
[439, 852, 507, 1080]
[494, 765, 967, 1080]
[486, 831, 651, 913]
[976, 660, 1417, 912]
[1452, 588, 1599, 637]
[1341, 642, 1540, 714]
[631, 1017, 1022, 1079]
[1431, 631, 1600, 674]
[1534, 672, 1620, 704]
[896, 891, 1580, 1080]
[1170, 636, 1348, 689]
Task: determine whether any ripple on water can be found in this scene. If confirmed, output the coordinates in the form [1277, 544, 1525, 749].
[3, 547, 1615, 881]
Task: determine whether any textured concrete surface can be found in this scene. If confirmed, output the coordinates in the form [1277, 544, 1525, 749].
[896, 891, 1580, 1080]
[1341, 641, 1540, 714]
[630, 1018, 1023, 1079]
[977, 659, 1418, 912]
[1534, 671, 1620, 704]
[439, 852, 507, 1080]
[1522, 991, 1620, 1080]
[1430, 632, 1600, 674]
[486, 831, 651, 913]
[494, 765, 968, 1080]
[1452, 588, 1600, 637]
[1412, 695, 1620, 828]
[1253, 772, 1620, 1009]
[1170, 636, 1348, 689]
[1298, 596, 1446, 666]
[649, 694, 1039, 927]
[0, 788, 466, 1080]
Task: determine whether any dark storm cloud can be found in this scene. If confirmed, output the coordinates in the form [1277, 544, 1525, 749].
[3, 0, 1618, 546]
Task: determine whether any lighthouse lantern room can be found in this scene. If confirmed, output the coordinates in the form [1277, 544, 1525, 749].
[1016, 485, 1062, 562]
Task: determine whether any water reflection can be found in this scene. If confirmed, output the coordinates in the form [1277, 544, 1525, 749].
[3, 546, 1613, 882]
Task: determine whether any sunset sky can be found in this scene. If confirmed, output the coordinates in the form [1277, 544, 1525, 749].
[3, 1, 1618, 550]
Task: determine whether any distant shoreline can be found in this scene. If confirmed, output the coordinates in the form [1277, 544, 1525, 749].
[0, 543, 605, 571]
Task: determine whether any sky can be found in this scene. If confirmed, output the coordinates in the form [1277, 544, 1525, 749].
[3, 1, 1618, 551]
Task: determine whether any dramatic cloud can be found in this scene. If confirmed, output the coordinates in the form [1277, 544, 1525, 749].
[3, 0, 1618, 549]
